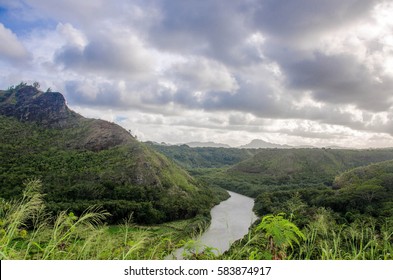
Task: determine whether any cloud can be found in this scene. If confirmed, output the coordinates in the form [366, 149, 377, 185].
[2, 0, 393, 147]
[279, 51, 393, 111]
[147, 0, 258, 66]
[252, 0, 381, 40]
[169, 57, 239, 93]
[0, 23, 29, 62]
[55, 31, 154, 77]
[64, 80, 125, 108]
[56, 23, 87, 48]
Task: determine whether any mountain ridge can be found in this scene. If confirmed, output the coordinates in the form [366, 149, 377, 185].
[0, 84, 134, 151]
[0, 83, 222, 224]
[184, 141, 231, 148]
[239, 139, 293, 149]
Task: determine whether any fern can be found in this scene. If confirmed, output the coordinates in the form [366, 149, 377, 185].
[256, 213, 305, 259]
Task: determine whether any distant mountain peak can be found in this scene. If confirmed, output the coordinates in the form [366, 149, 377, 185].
[239, 139, 292, 149]
[184, 141, 231, 148]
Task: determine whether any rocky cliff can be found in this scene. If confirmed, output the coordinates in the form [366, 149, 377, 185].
[0, 85, 133, 151]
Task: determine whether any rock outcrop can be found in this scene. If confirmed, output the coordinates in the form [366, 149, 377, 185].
[0, 85, 134, 151]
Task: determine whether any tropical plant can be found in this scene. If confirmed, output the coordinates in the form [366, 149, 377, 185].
[256, 213, 305, 259]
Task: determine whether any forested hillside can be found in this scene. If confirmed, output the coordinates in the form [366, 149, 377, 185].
[231, 148, 393, 185]
[147, 144, 393, 259]
[0, 84, 224, 224]
[188, 148, 393, 197]
[253, 159, 393, 223]
[147, 142, 259, 169]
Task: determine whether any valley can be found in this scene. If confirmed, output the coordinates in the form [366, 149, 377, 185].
[1, 84, 393, 260]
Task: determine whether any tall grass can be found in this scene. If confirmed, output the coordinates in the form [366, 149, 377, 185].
[0, 179, 45, 259]
[220, 209, 393, 260]
[0, 180, 185, 260]
[295, 211, 393, 260]
[2, 181, 392, 260]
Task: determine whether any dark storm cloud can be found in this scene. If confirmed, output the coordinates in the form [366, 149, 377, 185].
[251, 0, 381, 39]
[269, 50, 393, 112]
[55, 35, 153, 77]
[142, 0, 393, 115]
[64, 80, 126, 108]
[147, 0, 259, 66]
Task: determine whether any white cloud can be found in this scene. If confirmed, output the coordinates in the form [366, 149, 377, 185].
[0, 23, 29, 62]
[170, 57, 239, 93]
[57, 23, 87, 48]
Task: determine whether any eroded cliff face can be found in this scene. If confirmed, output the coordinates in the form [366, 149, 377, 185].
[0, 85, 78, 127]
[0, 85, 134, 151]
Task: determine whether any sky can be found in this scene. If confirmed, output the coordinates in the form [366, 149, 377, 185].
[1, 0, 393, 148]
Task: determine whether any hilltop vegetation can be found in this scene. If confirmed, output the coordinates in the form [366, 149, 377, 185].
[231, 148, 393, 185]
[179, 148, 393, 197]
[331, 160, 393, 217]
[147, 142, 259, 169]
[151, 146, 393, 201]
[0, 84, 225, 225]
[253, 159, 393, 222]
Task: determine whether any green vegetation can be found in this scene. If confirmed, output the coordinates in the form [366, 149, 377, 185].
[255, 213, 305, 260]
[252, 159, 393, 220]
[0, 180, 209, 260]
[147, 142, 259, 169]
[2, 83, 393, 260]
[223, 210, 393, 260]
[0, 84, 226, 225]
[151, 145, 393, 260]
[0, 115, 225, 224]
[150, 146, 393, 198]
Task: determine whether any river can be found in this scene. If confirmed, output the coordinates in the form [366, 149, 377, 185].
[169, 190, 258, 259]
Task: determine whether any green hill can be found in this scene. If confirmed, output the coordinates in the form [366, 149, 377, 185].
[253, 158, 393, 220]
[148, 144, 393, 199]
[0, 84, 221, 224]
[147, 142, 259, 169]
[230, 148, 393, 186]
[328, 160, 393, 216]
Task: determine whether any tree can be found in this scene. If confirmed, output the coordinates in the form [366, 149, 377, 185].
[256, 213, 305, 259]
[284, 192, 306, 221]
[33, 82, 40, 89]
[354, 184, 384, 203]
